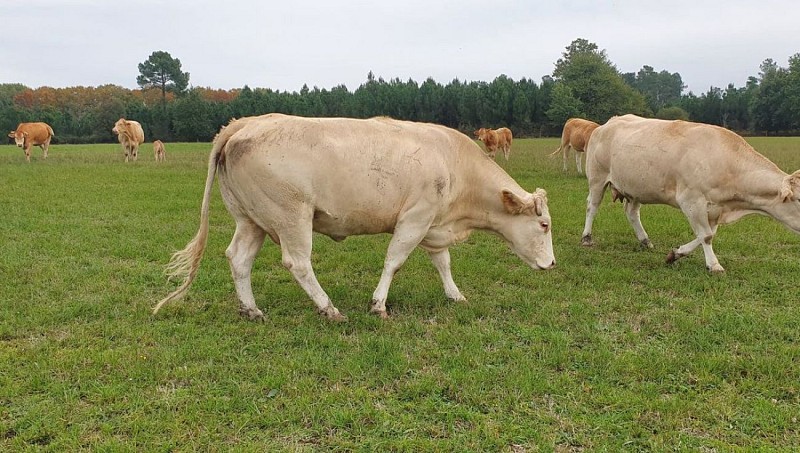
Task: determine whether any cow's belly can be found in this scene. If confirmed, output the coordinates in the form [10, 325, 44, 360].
[312, 208, 397, 240]
[609, 172, 679, 206]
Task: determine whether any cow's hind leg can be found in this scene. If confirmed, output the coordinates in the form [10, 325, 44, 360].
[427, 248, 466, 302]
[41, 142, 49, 160]
[581, 180, 608, 246]
[575, 150, 583, 174]
[278, 223, 346, 321]
[226, 219, 268, 320]
[623, 200, 653, 249]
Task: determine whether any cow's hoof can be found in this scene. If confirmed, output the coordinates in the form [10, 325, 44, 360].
[665, 250, 678, 264]
[707, 264, 725, 273]
[580, 235, 594, 247]
[239, 306, 265, 321]
[369, 305, 390, 319]
[640, 238, 654, 249]
[319, 305, 348, 322]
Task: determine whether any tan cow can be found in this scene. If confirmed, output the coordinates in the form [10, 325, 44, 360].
[8, 122, 54, 163]
[154, 114, 555, 321]
[112, 118, 145, 162]
[551, 118, 600, 174]
[581, 114, 800, 272]
[474, 127, 513, 160]
[153, 140, 166, 162]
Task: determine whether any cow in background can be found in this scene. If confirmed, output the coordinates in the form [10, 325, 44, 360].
[581, 114, 800, 272]
[112, 118, 145, 162]
[474, 127, 513, 160]
[8, 122, 54, 163]
[551, 118, 600, 174]
[153, 140, 166, 162]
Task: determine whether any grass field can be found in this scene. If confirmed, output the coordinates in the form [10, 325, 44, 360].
[1, 136, 799, 451]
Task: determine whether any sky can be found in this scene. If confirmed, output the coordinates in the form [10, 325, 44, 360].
[3, 0, 799, 96]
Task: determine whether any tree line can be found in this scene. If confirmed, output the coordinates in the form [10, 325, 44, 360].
[3, 40, 799, 144]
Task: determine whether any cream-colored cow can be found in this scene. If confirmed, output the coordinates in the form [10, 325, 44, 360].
[153, 140, 166, 162]
[155, 114, 555, 321]
[112, 118, 145, 162]
[8, 122, 54, 162]
[581, 114, 800, 272]
[551, 118, 599, 174]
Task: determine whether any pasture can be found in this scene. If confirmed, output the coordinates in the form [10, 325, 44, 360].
[1, 137, 799, 451]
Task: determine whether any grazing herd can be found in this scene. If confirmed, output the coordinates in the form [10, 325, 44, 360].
[6, 113, 800, 320]
[6, 118, 165, 163]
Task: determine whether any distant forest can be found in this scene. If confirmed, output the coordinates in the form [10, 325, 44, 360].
[2, 39, 799, 143]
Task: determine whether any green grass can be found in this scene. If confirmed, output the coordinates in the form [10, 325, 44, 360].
[1, 138, 800, 451]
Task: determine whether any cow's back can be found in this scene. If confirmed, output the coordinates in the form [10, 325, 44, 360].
[17, 122, 54, 144]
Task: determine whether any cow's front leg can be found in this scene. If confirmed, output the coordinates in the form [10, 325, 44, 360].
[677, 200, 724, 272]
[226, 220, 267, 321]
[427, 248, 466, 302]
[371, 213, 432, 318]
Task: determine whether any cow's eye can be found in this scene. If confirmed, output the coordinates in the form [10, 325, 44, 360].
[539, 220, 550, 233]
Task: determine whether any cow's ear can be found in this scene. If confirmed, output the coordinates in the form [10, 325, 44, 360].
[780, 170, 800, 203]
[7, 131, 13, 138]
[781, 170, 800, 202]
[532, 188, 548, 216]
[502, 190, 526, 214]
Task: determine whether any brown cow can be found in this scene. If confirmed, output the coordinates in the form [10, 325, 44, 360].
[112, 118, 145, 162]
[474, 127, 513, 160]
[8, 122, 54, 163]
[153, 140, 166, 162]
[551, 118, 600, 174]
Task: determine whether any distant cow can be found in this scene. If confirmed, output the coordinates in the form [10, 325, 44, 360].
[474, 127, 513, 160]
[551, 118, 600, 174]
[581, 114, 800, 272]
[8, 122, 54, 163]
[112, 118, 145, 162]
[153, 140, 166, 162]
[154, 114, 555, 321]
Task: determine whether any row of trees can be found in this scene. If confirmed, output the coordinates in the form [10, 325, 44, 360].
[3, 41, 800, 144]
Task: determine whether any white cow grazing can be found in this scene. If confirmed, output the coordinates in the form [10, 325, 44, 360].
[154, 114, 555, 320]
[581, 114, 800, 272]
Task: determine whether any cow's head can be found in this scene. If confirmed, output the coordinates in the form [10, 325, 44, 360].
[474, 128, 488, 140]
[112, 118, 126, 136]
[498, 188, 556, 270]
[7, 131, 25, 147]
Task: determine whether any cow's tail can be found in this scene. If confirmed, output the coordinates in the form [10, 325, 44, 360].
[152, 128, 232, 315]
[548, 144, 564, 157]
[47, 124, 55, 138]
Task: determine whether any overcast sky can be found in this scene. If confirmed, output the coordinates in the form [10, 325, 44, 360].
[3, 0, 799, 96]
